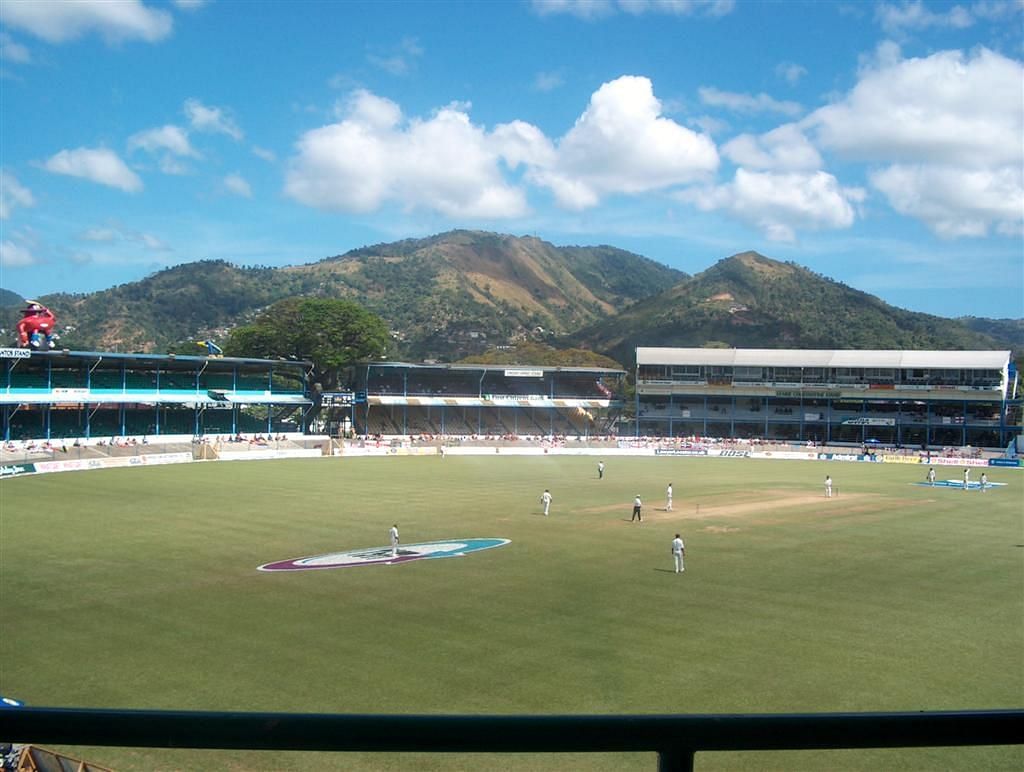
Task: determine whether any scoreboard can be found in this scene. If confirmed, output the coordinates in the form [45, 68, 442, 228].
[321, 392, 355, 407]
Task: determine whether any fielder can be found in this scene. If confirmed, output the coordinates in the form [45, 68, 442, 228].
[963, 468, 970, 491]
[671, 533, 685, 574]
[666, 483, 673, 511]
[927, 467, 936, 486]
[389, 524, 400, 557]
[824, 475, 833, 498]
[540, 489, 553, 516]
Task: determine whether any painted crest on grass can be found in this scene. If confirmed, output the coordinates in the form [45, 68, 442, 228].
[258, 538, 510, 572]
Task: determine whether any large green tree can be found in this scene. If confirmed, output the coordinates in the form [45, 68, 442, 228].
[224, 298, 389, 392]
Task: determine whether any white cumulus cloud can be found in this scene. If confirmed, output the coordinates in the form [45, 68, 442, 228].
[43, 147, 143, 192]
[184, 99, 243, 140]
[807, 45, 1024, 238]
[531, 0, 735, 18]
[223, 173, 253, 198]
[285, 90, 529, 218]
[681, 169, 866, 242]
[285, 77, 720, 218]
[875, 0, 974, 36]
[531, 75, 719, 209]
[0, 0, 173, 44]
[699, 87, 803, 117]
[0, 32, 31, 63]
[0, 240, 36, 267]
[871, 164, 1023, 238]
[128, 125, 199, 157]
[0, 171, 34, 219]
[721, 124, 822, 171]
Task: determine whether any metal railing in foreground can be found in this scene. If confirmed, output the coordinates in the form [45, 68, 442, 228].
[2, 707, 1022, 771]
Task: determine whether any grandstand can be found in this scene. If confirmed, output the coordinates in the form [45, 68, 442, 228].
[635, 347, 1022, 449]
[352, 362, 626, 438]
[0, 349, 312, 442]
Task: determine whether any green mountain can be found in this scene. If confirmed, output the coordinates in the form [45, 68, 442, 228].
[957, 317, 1023, 353]
[0, 288, 24, 308]
[0, 231, 683, 360]
[573, 251, 1009, 365]
[2, 243, 1015, 366]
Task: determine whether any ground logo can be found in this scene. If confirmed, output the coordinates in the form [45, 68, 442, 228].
[258, 538, 510, 572]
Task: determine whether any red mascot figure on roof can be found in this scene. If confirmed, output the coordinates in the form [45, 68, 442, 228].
[16, 301, 58, 349]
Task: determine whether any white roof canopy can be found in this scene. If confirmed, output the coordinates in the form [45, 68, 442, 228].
[635, 348, 1011, 370]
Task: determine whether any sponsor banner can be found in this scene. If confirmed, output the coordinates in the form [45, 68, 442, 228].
[259, 538, 511, 572]
[774, 390, 843, 398]
[32, 452, 193, 474]
[0, 463, 36, 477]
[817, 453, 862, 462]
[842, 417, 896, 426]
[504, 369, 543, 378]
[654, 448, 708, 456]
[989, 458, 1022, 468]
[928, 457, 989, 467]
[751, 451, 818, 460]
[711, 449, 750, 458]
[0, 348, 31, 359]
[369, 395, 611, 409]
[881, 455, 921, 464]
[51, 387, 89, 398]
[218, 449, 322, 462]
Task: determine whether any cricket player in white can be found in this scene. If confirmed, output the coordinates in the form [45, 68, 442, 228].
[389, 524, 399, 557]
[980, 472, 988, 492]
[540, 489, 552, 516]
[666, 483, 673, 511]
[927, 467, 936, 486]
[824, 476, 833, 498]
[671, 534, 685, 573]
[963, 468, 970, 491]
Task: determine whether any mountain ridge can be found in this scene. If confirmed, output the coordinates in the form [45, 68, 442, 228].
[0, 234, 1018, 365]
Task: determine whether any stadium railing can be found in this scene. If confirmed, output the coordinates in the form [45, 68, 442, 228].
[2, 707, 1021, 771]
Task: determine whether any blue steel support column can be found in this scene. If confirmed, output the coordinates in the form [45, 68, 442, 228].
[668, 392, 674, 437]
[634, 363, 640, 438]
[962, 399, 967, 446]
[703, 395, 708, 437]
[731, 395, 736, 438]
[826, 397, 832, 444]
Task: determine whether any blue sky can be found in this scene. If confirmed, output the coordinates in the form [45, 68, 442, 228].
[1, 0, 1022, 320]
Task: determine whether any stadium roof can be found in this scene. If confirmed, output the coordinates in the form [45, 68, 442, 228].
[20, 349, 313, 370]
[635, 348, 1011, 370]
[368, 361, 626, 375]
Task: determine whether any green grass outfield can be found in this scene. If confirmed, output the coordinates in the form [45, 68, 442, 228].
[1, 455, 1021, 771]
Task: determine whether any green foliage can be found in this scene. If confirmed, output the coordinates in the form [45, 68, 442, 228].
[577, 251, 1009, 364]
[224, 297, 389, 389]
[458, 341, 623, 369]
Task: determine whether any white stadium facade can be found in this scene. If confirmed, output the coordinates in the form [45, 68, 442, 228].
[634, 348, 1021, 450]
